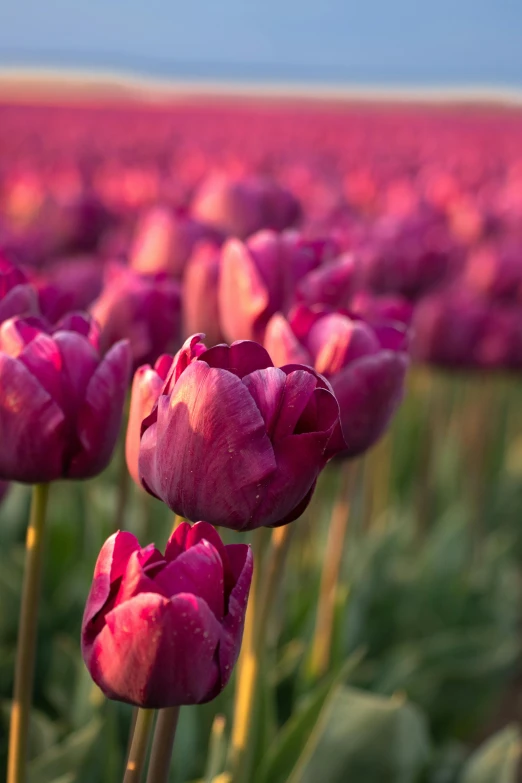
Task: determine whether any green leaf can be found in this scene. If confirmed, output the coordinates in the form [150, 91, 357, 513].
[255, 652, 363, 783]
[461, 726, 521, 783]
[289, 686, 430, 783]
[27, 718, 102, 783]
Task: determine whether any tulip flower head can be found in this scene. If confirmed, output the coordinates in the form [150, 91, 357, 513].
[265, 305, 409, 458]
[132, 334, 346, 529]
[90, 263, 181, 370]
[82, 521, 253, 708]
[0, 313, 131, 483]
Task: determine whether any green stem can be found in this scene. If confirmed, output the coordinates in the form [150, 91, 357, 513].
[204, 715, 227, 783]
[7, 483, 50, 783]
[309, 462, 353, 680]
[123, 708, 155, 783]
[145, 706, 180, 783]
[229, 525, 292, 783]
[115, 438, 130, 531]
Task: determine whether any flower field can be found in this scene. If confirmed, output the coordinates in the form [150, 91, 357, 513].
[1, 93, 522, 782]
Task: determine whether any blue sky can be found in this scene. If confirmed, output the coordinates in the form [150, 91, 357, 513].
[0, 0, 521, 86]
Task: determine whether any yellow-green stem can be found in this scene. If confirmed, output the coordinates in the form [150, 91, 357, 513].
[145, 706, 180, 783]
[229, 525, 291, 783]
[123, 708, 155, 783]
[204, 715, 227, 783]
[309, 463, 353, 680]
[7, 483, 50, 783]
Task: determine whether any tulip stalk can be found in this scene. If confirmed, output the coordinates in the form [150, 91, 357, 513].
[145, 706, 180, 783]
[7, 483, 50, 783]
[229, 524, 292, 783]
[309, 462, 354, 680]
[123, 708, 155, 783]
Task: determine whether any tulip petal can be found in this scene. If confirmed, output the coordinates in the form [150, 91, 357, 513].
[332, 351, 409, 457]
[201, 340, 274, 378]
[126, 364, 165, 485]
[69, 339, 131, 478]
[216, 544, 253, 695]
[139, 361, 276, 528]
[272, 369, 318, 441]
[242, 366, 287, 437]
[219, 238, 270, 342]
[0, 352, 65, 482]
[264, 313, 312, 369]
[89, 592, 221, 707]
[81, 531, 141, 659]
[0, 285, 38, 321]
[154, 540, 225, 619]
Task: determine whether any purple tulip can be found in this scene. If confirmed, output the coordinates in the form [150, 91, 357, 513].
[192, 176, 300, 239]
[81, 521, 253, 708]
[90, 263, 181, 370]
[125, 354, 173, 487]
[360, 210, 460, 300]
[219, 230, 334, 343]
[411, 290, 487, 369]
[0, 313, 131, 483]
[136, 334, 346, 530]
[264, 304, 409, 458]
[182, 240, 223, 346]
[296, 251, 355, 309]
[130, 206, 215, 280]
[0, 256, 39, 323]
[34, 256, 104, 324]
[350, 291, 414, 328]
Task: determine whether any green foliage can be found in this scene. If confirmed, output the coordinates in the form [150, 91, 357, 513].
[461, 726, 521, 783]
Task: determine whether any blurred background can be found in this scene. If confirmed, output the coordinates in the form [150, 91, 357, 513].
[1, 2, 522, 783]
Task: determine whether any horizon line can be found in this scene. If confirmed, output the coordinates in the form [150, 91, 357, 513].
[1, 66, 522, 107]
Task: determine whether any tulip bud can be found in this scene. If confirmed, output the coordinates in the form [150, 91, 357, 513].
[81, 521, 253, 708]
[33, 256, 104, 324]
[90, 263, 181, 370]
[0, 313, 131, 483]
[265, 305, 409, 458]
[134, 334, 346, 529]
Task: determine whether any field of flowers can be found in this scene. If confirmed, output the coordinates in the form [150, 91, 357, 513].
[1, 94, 522, 782]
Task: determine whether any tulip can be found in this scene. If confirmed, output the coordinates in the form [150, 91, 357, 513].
[81, 521, 253, 708]
[264, 305, 409, 458]
[135, 334, 345, 529]
[182, 240, 223, 346]
[0, 313, 131, 483]
[411, 290, 488, 369]
[219, 230, 333, 343]
[129, 206, 215, 280]
[0, 256, 39, 323]
[191, 176, 301, 240]
[350, 291, 414, 327]
[360, 210, 460, 300]
[33, 256, 104, 324]
[90, 263, 181, 370]
[296, 250, 354, 309]
[125, 354, 174, 486]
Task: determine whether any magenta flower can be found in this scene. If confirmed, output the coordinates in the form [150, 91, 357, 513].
[130, 206, 214, 280]
[264, 305, 409, 458]
[33, 256, 104, 324]
[90, 263, 181, 370]
[81, 521, 253, 708]
[192, 176, 300, 239]
[125, 354, 173, 487]
[0, 313, 131, 483]
[0, 256, 39, 323]
[135, 334, 346, 530]
[182, 240, 223, 346]
[219, 230, 334, 343]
